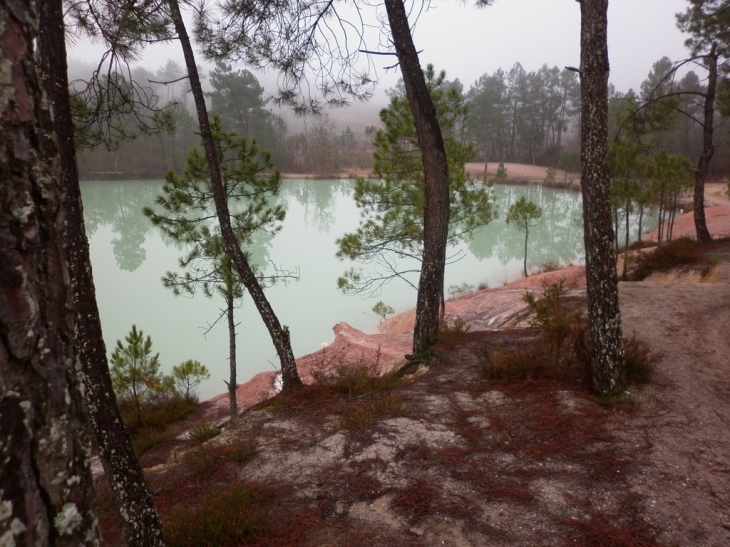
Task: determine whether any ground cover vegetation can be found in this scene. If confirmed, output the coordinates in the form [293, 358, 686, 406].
[93, 280, 668, 547]
[109, 325, 210, 453]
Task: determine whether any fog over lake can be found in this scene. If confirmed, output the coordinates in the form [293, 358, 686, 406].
[82, 179, 653, 400]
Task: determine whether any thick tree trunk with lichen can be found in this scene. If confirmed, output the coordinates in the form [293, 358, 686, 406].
[35, 1, 166, 544]
[167, 0, 302, 389]
[578, 0, 626, 395]
[384, 0, 450, 358]
[694, 44, 717, 244]
[0, 1, 99, 543]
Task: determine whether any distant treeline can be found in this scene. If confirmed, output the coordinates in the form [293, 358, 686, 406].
[75, 57, 730, 179]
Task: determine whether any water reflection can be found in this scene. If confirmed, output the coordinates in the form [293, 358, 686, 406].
[80, 180, 160, 271]
[467, 185, 585, 267]
[81, 180, 283, 275]
[281, 179, 352, 232]
[80, 179, 655, 400]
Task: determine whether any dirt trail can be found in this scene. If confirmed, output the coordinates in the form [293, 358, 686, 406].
[617, 282, 730, 545]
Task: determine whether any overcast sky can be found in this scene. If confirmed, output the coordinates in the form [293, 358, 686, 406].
[68, 0, 694, 110]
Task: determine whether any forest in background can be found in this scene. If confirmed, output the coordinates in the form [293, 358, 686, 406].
[74, 55, 730, 180]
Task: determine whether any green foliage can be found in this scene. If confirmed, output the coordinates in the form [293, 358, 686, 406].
[609, 137, 651, 264]
[336, 66, 495, 295]
[506, 196, 543, 276]
[372, 301, 395, 322]
[483, 279, 588, 380]
[71, 70, 177, 151]
[110, 325, 166, 421]
[172, 359, 211, 401]
[648, 151, 694, 243]
[557, 151, 577, 185]
[189, 422, 220, 446]
[144, 116, 284, 300]
[677, 0, 730, 57]
[506, 196, 543, 232]
[206, 62, 287, 162]
[484, 280, 657, 388]
[464, 65, 579, 167]
[495, 162, 508, 181]
[543, 166, 557, 185]
[523, 279, 584, 367]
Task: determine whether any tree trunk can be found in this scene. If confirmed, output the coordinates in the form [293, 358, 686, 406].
[523, 228, 529, 277]
[623, 199, 630, 281]
[638, 204, 644, 242]
[578, 0, 626, 395]
[0, 1, 99, 542]
[35, 2, 167, 544]
[694, 44, 717, 244]
[167, 0, 302, 389]
[384, 0, 450, 357]
[226, 291, 238, 417]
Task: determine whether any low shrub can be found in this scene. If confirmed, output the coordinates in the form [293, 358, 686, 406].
[313, 361, 401, 398]
[482, 279, 589, 382]
[391, 477, 439, 521]
[221, 439, 258, 464]
[265, 362, 404, 430]
[630, 237, 698, 280]
[132, 427, 178, 455]
[438, 317, 472, 349]
[188, 422, 220, 446]
[120, 393, 197, 434]
[539, 260, 561, 273]
[164, 483, 270, 547]
[623, 335, 660, 386]
[182, 445, 224, 477]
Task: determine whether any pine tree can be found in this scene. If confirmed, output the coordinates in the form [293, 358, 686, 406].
[337, 66, 495, 299]
[145, 118, 288, 415]
[506, 196, 543, 277]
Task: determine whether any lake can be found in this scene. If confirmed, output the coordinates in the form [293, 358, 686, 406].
[81, 179, 651, 400]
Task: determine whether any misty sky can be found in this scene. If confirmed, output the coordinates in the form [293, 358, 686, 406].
[68, 0, 694, 111]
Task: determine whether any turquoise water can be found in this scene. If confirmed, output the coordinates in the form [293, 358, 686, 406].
[81, 179, 652, 399]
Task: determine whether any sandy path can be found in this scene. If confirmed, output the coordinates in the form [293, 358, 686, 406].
[618, 282, 730, 545]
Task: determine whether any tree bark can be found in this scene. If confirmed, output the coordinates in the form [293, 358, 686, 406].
[578, 0, 626, 395]
[167, 0, 302, 389]
[523, 228, 529, 277]
[35, 2, 167, 544]
[384, 0, 450, 358]
[226, 292, 238, 417]
[0, 0, 99, 543]
[694, 44, 717, 244]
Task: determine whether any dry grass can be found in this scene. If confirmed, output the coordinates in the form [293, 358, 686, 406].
[437, 316, 472, 349]
[630, 237, 698, 280]
[163, 482, 271, 547]
[260, 362, 404, 430]
[188, 422, 220, 446]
